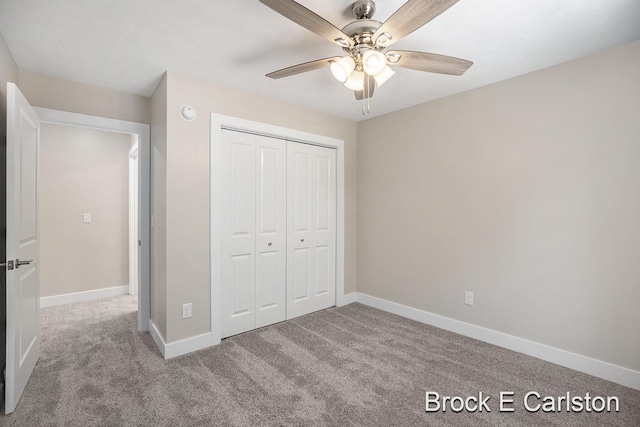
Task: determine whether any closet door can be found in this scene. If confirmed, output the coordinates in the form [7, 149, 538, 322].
[221, 130, 286, 338]
[287, 142, 337, 319]
[221, 130, 257, 337]
[254, 136, 287, 328]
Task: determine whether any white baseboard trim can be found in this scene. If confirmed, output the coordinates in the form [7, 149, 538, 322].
[149, 320, 213, 360]
[40, 285, 130, 308]
[340, 292, 357, 305]
[149, 320, 167, 358]
[355, 292, 640, 391]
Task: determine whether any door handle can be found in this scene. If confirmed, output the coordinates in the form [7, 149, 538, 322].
[15, 259, 33, 269]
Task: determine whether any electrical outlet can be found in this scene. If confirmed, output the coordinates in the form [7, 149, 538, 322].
[182, 303, 192, 319]
[464, 291, 474, 306]
[83, 213, 92, 223]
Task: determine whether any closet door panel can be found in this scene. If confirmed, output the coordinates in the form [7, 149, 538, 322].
[255, 136, 287, 328]
[315, 155, 331, 232]
[256, 251, 277, 306]
[222, 130, 256, 337]
[231, 254, 253, 316]
[293, 248, 310, 301]
[287, 142, 336, 318]
[257, 145, 278, 233]
[314, 245, 329, 296]
[311, 148, 336, 311]
[292, 152, 312, 235]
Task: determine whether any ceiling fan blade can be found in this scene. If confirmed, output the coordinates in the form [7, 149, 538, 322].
[260, 0, 354, 47]
[354, 74, 376, 100]
[387, 50, 472, 75]
[373, 0, 459, 46]
[266, 56, 342, 79]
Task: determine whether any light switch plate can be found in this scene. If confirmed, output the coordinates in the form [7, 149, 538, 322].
[83, 213, 92, 223]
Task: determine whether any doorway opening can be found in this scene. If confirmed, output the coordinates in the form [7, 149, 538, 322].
[34, 107, 150, 332]
[39, 123, 138, 310]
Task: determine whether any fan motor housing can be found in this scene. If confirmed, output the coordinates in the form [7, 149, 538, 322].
[352, 0, 376, 19]
[341, 19, 382, 49]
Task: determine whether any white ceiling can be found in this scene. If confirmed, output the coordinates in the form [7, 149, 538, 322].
[1, 0, 639, 122]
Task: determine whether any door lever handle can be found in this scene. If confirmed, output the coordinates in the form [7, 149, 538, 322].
[15, 259, 33, 268]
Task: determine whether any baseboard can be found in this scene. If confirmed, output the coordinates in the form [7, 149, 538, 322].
[40, 286, 130, 308]
[149, 320, 167, 358]
[355, 292, 640, 391]
[340, 292, 357, 305]
[149, 320, 213, 360]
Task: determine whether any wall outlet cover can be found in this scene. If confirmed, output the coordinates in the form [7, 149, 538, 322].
[464, 291, 474, 306]
[182, 303, 193, 319]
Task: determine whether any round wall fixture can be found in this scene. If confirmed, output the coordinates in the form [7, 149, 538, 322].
[180, 105, 196, 121]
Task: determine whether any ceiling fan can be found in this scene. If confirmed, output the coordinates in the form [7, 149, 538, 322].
[260, 0, 473, 110]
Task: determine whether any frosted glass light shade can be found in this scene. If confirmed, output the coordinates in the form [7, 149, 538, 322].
[373, 65, 395, 87]
[330, 56, 356, 82]
[362, 50, 386, 76]
[344, 70, 365, 91]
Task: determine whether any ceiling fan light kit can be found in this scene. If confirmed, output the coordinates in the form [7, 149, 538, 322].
[330, 56, 356, 82]
[373, 65, 395, 86]
[260, 0, 473, 114]
[362, 50, 386, 75]
[344, 70, 365, 91]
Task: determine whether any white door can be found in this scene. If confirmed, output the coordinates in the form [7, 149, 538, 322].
[287, 142, 336, 319]
[5, 82, 40, 414]
[254, 137, 286, 329]
[221, 130, 286, 337]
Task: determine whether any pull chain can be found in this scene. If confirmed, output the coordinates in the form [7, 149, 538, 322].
[362, 74, 371, 116]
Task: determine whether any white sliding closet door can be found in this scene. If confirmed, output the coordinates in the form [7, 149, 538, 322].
[287, 142, 337, 319]
[221, 130, 286, 338]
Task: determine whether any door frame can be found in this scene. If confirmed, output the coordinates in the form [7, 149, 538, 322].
[129, 142, 139, 297]
[211, 114, 346, 345]
[34, 107, 151, 332]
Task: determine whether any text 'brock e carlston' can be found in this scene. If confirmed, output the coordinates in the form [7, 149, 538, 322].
[425, 391, 619, 413]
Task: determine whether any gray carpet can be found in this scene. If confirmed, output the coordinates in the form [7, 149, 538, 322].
[2, 295, 639, 426]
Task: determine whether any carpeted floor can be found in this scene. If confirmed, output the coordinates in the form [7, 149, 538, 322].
[2, 295, 639, 426]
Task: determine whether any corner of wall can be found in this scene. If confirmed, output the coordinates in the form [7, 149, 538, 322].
[150, 73, 168, 341]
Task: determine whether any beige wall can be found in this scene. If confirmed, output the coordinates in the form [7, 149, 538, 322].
[0, 30, 18, 192]
[0, 30, 18, 236]
[150, 74, 168, 340]
[357, 40, 640, 371]
[19, 70, 151, 124]
[40, 123, 133, 297]
[154, 71, 358, 343]
[0, 31, 18, 105]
